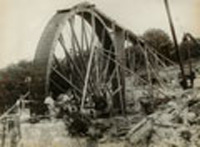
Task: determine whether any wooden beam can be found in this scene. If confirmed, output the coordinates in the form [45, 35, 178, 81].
[113, 27, 126, 115]
[164, 0, 187, 88]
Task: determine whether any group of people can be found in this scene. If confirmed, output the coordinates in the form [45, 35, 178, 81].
[44, 89, 112, 119]
[44, 90, 78, 119]
[43, 90, 98, 135]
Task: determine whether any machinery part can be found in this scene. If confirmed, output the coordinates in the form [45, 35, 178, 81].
[32, 3, 127, 114]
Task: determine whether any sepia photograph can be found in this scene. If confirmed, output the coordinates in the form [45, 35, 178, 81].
[0, 0, 200, 146]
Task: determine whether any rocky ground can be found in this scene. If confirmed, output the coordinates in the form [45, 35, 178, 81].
[1, 60, 200, 147]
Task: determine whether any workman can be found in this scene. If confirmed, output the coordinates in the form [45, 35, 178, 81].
[44, 93, 58, 119]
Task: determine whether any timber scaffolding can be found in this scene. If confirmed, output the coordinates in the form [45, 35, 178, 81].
[0, 92, 29, 147]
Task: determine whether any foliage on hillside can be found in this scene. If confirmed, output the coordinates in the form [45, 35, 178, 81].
[0, 61, 32, 114]
[143, 28, 174, 59]
[142, 29, 200, 62]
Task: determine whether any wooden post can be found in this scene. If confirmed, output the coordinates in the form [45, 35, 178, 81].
[1, 120, 6, 147]
[164, 0, 187, 88]
[113, 27, 126, 115]
[81, 43, 96, 111]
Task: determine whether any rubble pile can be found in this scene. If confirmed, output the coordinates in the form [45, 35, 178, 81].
[87, 87, 199, 147]
[125, 88, 200, 147]
[56, 64, 200, 147]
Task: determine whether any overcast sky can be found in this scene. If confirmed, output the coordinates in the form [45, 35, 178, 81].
[0, 0, 199, 68]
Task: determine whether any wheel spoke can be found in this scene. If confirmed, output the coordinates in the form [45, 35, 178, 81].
[52, 67, 83, 94]
[89, 13, 96, 52]
[81, 40, 96, 110]
[95, 49, 99, 83]
[100, 45, 114, 82]
[82, 15, 91, 51]
[69, 18, 87, 67]
[59, 35, 85, 83]
[107, 67, 117, 85]
[81, 12, 84, 51]
[50, 78, 66, 93]
[59, 34, 100, 95]
[69, 17, 101, 95]
[94, 28, 106, 85]
[72, 15, 102, 96]
[53, 54, 66, 74]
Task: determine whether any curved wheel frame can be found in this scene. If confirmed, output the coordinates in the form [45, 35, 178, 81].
[32, 3, 123, 113]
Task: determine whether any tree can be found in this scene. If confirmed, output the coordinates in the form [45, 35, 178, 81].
[142, 28, 173, 60]
[0, 60, 32, 114]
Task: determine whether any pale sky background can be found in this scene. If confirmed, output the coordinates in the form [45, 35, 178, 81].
[0, 0, 200, 69]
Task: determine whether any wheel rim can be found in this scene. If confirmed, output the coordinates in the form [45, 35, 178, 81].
[32, 7, 119, 112]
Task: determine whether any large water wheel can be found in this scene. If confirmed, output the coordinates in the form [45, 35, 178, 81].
[31, 3, 130, 115]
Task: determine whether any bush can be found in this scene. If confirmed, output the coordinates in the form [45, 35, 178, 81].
[0, 60, 32, 114]
[143, 28, 174, 60]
